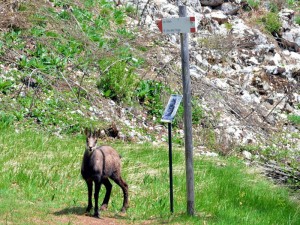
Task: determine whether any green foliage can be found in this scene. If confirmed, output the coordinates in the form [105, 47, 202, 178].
[287, 0, 296, 7]
[295, 15, 300, 25]
[114, 9, 125, 25]
[224, 22, 233, 30]
[49, 0, 67, 7]
[247, 0, 260, 10]
[0, 79, 14, 94]
[0, 112, 15, 129]
[0, 0, 144, 136]
[30, 13, 47, 27]
[192, 100, 204, 124]
[136, 80, 168, 117]
[125, 4, 137, 17]
[288, 114, 300, 125]
[117, 27, 135, 39]
[172, 99, 204, 128]
[97, 58, 138, 102]
[269, 2, 279, 13]
[260, 12, 282, 34]
[58, 10, 71, 20]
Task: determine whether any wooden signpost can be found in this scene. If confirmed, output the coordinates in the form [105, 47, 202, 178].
[157, 5, 195, 216]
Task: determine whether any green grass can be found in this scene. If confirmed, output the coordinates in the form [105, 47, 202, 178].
[288, 114, 300, 125]
[0, 128, 299, 224]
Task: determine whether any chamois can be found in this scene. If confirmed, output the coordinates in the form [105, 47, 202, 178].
[81, 128, 129, 218]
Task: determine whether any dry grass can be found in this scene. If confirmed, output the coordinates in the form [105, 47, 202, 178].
[0, 0, 28, 30]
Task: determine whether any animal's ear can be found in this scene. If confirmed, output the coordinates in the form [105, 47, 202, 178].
[96, 129, 101, 138]
[84, 127, 90, 136]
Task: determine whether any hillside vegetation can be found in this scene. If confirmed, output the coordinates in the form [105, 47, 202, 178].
[0, 0, 152, 134]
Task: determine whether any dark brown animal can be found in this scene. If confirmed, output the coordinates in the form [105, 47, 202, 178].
[81, 128, 129, 218]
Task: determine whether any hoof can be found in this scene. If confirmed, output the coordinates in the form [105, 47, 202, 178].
[86, 205, 92, 213]
[93, 212, 100, 218]
[100, 204, 108, 211]
[120, 207, 127, 213]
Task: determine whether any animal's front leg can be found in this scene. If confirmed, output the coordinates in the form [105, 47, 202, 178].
[86, 180, 93, 213]
[93, 181, 102, 218]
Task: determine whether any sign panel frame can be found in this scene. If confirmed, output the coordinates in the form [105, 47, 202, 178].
[156, 17, 197, 34]
[161, 94, 183, 123]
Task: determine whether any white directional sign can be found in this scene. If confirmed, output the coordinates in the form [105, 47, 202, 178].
[156, 17, 197, 34]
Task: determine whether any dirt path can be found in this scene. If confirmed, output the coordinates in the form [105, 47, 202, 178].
[58, 214, 130, 225]
[51, 206, 136, 225]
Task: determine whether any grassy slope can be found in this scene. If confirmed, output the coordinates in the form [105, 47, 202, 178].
[0, 128, 299, 225]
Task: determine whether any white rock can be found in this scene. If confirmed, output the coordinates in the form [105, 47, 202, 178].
[272, 53, 282, 66]
[242, 150, 252, 160]
[210, 11, 228, 24]
[248, 57, 259, 65]
[204, 152, 219, 157]
[211, 78, 229, 90]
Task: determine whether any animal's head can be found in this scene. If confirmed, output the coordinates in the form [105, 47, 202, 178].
[84, 128, 101, 152]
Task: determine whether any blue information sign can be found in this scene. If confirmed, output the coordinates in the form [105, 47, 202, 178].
[161, 94, 183, 123]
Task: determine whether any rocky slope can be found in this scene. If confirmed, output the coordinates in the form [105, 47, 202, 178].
[126, 0, 300, 184]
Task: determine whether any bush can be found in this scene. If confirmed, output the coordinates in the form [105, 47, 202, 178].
[260, 12, 281, 34]
[136, 80, 169, 117]
[288, 114, 300, 125]
[247, 0, 260, 10]
[97, 58, 138, 102]
[295, 16, 300, 25]
[172, 98, 205, 128]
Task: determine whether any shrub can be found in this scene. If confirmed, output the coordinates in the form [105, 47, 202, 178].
[260, 12, 281, 34]
[295, 16, 300, 25]
[268, 0, 286, 12]
[247, 0, 260, 10]
[125, 5, 137, 18]
[288, 114, 300, 125]
[172, 98, 205, 128]
[287, 0, 296, 8]
[269, 2, 279, 13]
[97, 58, 138, 102]
[136, 80, 169, 117]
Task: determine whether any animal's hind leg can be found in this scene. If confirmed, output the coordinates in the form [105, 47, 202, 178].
[100, 178, 112, 211]
[85, 180, 93, 213]
[111, 174, 129, 213]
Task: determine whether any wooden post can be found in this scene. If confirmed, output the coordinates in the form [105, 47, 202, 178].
[179, 5, 195, 216]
